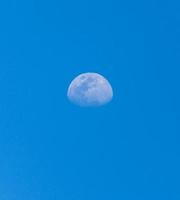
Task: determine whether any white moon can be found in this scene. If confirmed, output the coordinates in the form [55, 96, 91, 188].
[67, 72, 113, 107]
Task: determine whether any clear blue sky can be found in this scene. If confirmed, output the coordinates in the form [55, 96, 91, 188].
[0, 0, 179, 199]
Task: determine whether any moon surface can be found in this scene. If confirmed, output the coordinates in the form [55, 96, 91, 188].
[67, 72, 113, 107]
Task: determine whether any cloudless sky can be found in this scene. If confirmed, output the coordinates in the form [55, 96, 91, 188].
[0, 0, 180, 199]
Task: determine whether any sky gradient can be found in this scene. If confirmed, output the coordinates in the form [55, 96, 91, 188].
[0, 0, 179, 199]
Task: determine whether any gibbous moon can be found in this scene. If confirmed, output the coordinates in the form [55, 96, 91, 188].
[67, 72, 113, 107]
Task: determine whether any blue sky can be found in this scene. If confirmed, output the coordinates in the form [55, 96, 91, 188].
[0, 0, 179, 199]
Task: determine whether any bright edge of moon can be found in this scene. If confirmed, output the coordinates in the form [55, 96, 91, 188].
[67, 72, 113, 107]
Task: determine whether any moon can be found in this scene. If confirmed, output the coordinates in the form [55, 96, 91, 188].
[67, 72, 113, 107]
